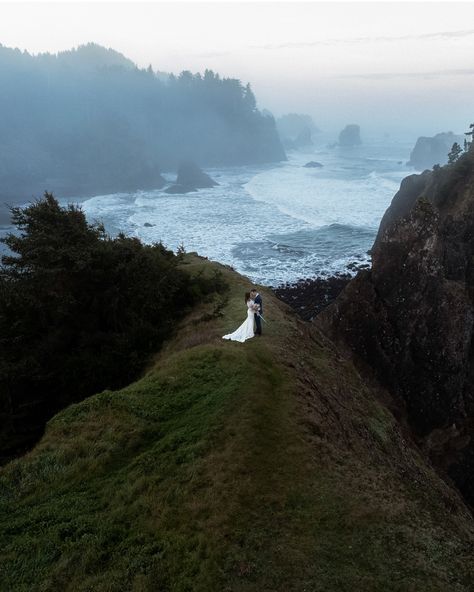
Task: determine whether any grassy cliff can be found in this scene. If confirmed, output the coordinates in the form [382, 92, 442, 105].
[1, 255, 473, 592]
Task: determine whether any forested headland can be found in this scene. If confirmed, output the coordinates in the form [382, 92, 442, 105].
[0, 42, 285, 213]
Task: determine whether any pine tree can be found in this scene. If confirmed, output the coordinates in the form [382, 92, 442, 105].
[448, 142, 462, 164]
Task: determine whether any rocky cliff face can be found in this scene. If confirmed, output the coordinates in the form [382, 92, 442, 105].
[317, 149, 474, 506]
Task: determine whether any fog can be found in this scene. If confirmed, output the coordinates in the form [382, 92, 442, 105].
[1, 1, 474, 216]
[0, 42, 285, 211]
[1, 2, 473, 139]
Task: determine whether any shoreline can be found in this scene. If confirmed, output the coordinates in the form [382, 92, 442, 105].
[271, 262, 369, 321]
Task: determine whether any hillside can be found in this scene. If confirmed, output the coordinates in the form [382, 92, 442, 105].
[1, 254, 473, 591]
[0, 43, 285, 211]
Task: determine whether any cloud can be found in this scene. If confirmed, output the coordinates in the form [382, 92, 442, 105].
[333, 68, 474, 80]
[256, 29, 474, 50]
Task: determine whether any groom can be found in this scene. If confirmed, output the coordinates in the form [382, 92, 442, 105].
[250, 288, 263, 336]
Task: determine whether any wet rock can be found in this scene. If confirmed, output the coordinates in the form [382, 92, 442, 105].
[164, 184, 197, 194]
[273, 273, 352, 321]
[304, 161, 323, 168]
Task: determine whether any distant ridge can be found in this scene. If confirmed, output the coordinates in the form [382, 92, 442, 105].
[0, 42, 285, 211]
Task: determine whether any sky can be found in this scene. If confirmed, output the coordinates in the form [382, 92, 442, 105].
[1, 1, 473, 139]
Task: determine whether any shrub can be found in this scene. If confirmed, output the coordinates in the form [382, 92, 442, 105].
[0, 193, 224, 462]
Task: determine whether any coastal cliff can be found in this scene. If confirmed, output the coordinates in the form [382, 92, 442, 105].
[317, 148, 474, 507]
[1, 254, 474, 590]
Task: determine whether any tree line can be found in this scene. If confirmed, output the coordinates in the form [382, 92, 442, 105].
[0, 193, 227, 463]
[0, 43, 285, 206]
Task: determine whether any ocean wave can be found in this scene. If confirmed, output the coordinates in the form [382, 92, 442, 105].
[67, 143, 411, 286]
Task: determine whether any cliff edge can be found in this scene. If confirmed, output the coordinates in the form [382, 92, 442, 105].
[1, 254, 473, 591]
[318, 149, 474, 507]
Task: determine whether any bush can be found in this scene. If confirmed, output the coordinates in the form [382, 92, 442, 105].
[0, 193, 224, 462]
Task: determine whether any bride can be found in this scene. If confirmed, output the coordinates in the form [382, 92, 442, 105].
[223, 292, 259, 342]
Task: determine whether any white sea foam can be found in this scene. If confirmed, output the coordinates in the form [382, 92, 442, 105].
[77, 141, 413, 285]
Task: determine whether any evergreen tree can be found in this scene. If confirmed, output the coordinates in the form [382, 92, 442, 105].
[448, 142, 462, 164]
[0, 193, 225, 463]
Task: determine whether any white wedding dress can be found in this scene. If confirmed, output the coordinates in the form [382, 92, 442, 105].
[223, 299, 256, 343]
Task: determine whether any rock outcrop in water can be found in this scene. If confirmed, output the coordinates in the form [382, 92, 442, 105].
[408, 131, 464, 170]
[176, 162, 218, 188]
[303, 161, 323, 168]
[164, 184, 197, 195]
[317, 148, 474, 505]
[276, 113, 319, 150]
[165, 162, 218, 194]
[293, 127, 313, 148]
[338, 124, 362, 147]
[0, 43, 286, 211]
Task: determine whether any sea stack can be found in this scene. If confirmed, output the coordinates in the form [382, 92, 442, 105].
[176, 162, 218, 188]
[338, 124, 362, 147]
[164, 161, 218, 194]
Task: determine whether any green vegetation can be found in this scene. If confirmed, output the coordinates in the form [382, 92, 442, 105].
[448, 142, 463, 164]
[1, 256, 473, 591]
[0, 194, 225, 463]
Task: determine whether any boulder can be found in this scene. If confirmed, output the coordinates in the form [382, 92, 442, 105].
[338, 124, 361, 147]
[176, 161, 218, 189]
[303, 161, 323, 168]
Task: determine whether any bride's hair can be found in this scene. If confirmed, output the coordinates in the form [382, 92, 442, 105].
[245, 291, 251, 303]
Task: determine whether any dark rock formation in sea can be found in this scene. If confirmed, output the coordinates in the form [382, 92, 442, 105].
[316, 148, 474, 505]
[408, 132, 464, 170]
[164, 162, 218, 194]
[338, 124, 362, 147]
[176, 162, 218, 188]
[276, 113, 320, 150]
[164, 184, 197, 195]
[303, 161, 323, 168]
[0, 43, 286, 207]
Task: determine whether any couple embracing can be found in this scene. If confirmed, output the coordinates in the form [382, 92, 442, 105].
[223, 288, 263, 343]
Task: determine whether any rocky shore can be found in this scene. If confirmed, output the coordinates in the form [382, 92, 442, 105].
[272, 272, 352, 321]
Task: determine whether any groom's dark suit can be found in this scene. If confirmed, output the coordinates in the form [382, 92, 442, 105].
[254, 293, 263, 335]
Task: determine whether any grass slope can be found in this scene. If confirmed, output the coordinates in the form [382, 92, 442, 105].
[1, 255, 474, 591]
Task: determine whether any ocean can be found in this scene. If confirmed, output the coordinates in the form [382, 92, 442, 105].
[2, 139, 414, 286]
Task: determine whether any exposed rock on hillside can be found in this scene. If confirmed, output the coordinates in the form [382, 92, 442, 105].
[317, 150, 474, 505]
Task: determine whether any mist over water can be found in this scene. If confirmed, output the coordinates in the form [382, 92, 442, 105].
[77, 139, 412, 286]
